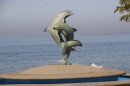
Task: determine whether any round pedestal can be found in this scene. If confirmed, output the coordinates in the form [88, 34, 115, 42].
[0, 64, 126, 84]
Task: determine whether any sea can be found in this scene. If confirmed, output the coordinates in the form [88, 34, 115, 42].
[0, 35, 130, 73]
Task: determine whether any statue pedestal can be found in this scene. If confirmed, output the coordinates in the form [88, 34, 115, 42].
[1, 64, 130, 85]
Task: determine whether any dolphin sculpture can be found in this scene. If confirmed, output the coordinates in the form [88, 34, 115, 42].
[44, 10, 82, 64]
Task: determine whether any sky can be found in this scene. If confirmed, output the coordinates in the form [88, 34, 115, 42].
[0, 0, 130, 38]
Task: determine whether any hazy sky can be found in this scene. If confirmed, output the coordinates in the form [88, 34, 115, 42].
[0, 0, 130, 38]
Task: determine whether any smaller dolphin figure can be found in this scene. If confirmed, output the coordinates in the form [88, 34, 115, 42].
[44, 10, 82, 65]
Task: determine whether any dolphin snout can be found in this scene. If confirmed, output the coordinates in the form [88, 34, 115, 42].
[69, 11, 73, 16]
[68, 10, 73, 16]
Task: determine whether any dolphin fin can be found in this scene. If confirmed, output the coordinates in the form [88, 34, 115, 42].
[72, 28, 77, 32]
[44, 26, 48, 32]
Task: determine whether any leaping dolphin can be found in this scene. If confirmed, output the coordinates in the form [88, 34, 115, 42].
[62, 40, 82, 64]
[44, 10, 73, 48]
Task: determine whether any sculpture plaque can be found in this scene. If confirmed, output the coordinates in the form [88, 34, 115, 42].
[44, 10, 82, 65]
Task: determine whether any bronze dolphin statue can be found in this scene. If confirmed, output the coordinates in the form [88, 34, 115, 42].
[44, 10, 82, 64]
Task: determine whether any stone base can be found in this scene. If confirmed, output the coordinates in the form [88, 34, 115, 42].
[0, 64, 125, 79]
[0, 64, 130, 85]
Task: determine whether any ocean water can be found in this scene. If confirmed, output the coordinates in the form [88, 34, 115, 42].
[0, 35, 130, 73]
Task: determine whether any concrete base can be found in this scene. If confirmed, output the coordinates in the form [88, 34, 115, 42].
[0, 64, 130, 86]
[0, 64, 125, 79]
